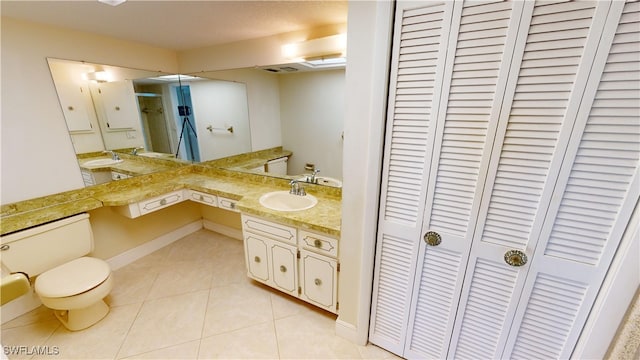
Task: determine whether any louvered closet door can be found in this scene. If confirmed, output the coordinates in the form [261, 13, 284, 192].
[403, 1, 527, 359]
[369, 0, 528, 357]
[504, 1, 639, 358]
[369, 1, 456, 355]
[447, 1, 628, 359]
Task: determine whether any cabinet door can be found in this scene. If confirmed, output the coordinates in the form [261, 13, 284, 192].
[56, 81, 95, 132]
[270, 241, 298, 296]
[95, 80, 139, 130]
[299, 249, 338, 314]
[244, 234, 270, 284]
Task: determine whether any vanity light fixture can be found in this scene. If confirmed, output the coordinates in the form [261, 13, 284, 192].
[282, 34, 347, 63]
[98, 0, 127, 6]
[85, 71, 109, 83]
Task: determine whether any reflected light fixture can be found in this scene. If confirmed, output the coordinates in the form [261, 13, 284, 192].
[282, 34, 347, 63]
[85, 71, 109, 83]
[98, 0, 127, 6]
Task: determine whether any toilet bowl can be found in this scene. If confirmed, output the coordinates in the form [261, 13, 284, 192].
[35, 257, 113, 330]
[0, 214, 113, 331]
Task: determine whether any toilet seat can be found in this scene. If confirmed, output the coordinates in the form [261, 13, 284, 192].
[35, 257, 111, 298]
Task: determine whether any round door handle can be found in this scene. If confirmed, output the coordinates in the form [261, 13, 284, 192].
[314, 239, 322, 248]
[160, 199, 167, 205]
[423, 231, 441, 246]
[279, 265, 287, 273]
[254, 256, 261, 263]
[314, 278, 322, 286]
[504, 250, 528, 267]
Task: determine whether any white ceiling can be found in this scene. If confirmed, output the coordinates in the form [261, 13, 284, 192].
[0, 0, 348, 51]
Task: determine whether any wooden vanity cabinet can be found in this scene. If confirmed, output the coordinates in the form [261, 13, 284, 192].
[241, 214, 339, 313]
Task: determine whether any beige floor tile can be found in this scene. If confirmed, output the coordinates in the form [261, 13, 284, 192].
[145, 260, 214, 300]
[117, 290, 209, 359]
[357, 343, 402, 359]
[33, 303, 141, 360]
[198, 322, 279, 359]
[107, 267, 157, 307]
[275, 309, 362, 359]
[202, 282, 273, 337]
[120, 340, 200, 360]
[1, 319, 61, 360]
[1, 305, 57, 329]
[269, 289, 316, 320]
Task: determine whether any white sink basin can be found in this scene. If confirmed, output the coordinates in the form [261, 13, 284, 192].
[297, 176, 343, 188]
[259, 191, 318, 212]
[138, 152, 173, 159]
[83, 158, 123, 167]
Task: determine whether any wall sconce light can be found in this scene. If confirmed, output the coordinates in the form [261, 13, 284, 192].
[282, 34, 347, 62]
[85, 71, 109, 83]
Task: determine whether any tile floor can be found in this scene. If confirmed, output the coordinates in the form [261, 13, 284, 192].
[1, 229, 400, 360]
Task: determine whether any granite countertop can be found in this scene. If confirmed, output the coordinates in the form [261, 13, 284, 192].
[1, 161, 342, 238]
[78, 155, 182, 177]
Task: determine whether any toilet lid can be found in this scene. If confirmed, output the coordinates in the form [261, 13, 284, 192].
[35, 257, 111, 298]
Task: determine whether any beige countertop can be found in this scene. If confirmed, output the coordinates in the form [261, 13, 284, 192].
[1, 162, 342, 238]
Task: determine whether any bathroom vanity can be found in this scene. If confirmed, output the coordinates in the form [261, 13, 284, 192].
[242, 214, 339, 313]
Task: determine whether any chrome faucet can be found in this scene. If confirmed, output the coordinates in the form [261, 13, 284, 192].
[309, 169, 320, 184]
[289, 180, 306, 196]
[103, 150, 120, 161]
[132, 147, 144, 155]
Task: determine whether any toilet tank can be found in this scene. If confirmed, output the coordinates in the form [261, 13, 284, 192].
[265, 157, 288, 176]
[0, 213, 94, 276]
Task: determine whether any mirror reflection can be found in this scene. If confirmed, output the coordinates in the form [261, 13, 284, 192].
[48, 58, 345, 187]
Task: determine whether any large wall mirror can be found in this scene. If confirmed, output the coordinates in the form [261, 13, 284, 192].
[48, 58, 344, 186]
[48, 58, 251, 164]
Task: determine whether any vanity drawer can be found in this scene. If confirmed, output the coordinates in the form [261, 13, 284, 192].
[113, 190, 185, 218]
[299, 230, 338, 258]
[186, 190, 218, 207]
[138, 190, 184, 215]
[241, 215, 297, 246]
[218, 196, 239, 212]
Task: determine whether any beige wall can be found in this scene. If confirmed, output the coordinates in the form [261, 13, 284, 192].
[279, 69, 345, 178]
[88, 201, 201, 260]
[1, 17, 178, 204]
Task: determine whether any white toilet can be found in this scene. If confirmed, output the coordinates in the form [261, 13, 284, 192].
[0, 213, 113, 331]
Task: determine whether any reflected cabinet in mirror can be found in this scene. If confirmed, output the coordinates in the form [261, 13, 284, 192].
[48, 58, 344, 187]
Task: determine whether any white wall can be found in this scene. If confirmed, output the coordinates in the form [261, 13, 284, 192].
[0, 17, 178, 204]
[336, 0, 394, 344]
[195, 68, 282, 152]
[279, 70, 344, 178]
[189, 80, 252, 161]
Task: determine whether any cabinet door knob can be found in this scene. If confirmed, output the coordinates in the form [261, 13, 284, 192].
[280, 265, 287, 273]
[314, 278, 322, 286]
[314, 239, 322, 248]
[160, 199, 167, 205]
[423, 231, 441, 246]
[254, 256, 261, 263]
[199, 195, 204, 201]
[504, 250, 528, 267]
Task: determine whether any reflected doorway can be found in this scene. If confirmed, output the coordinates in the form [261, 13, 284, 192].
[136, 94, 172, 153]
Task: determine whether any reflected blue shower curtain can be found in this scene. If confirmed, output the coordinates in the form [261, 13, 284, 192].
[175, 85, 200, 162]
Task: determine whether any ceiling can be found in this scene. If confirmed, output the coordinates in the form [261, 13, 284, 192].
[0, 0, 348, 51]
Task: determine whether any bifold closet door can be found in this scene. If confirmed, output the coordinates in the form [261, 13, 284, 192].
[446, 1, 637, 358]
[369, 0, 526, 357]
[370, 0, 639, 359]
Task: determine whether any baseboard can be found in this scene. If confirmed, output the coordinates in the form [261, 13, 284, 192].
[202, 219, 243, 241]
[336, 318, 368, 346]
[1, 289, 42, 325]
[106, 220, 204, 271]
